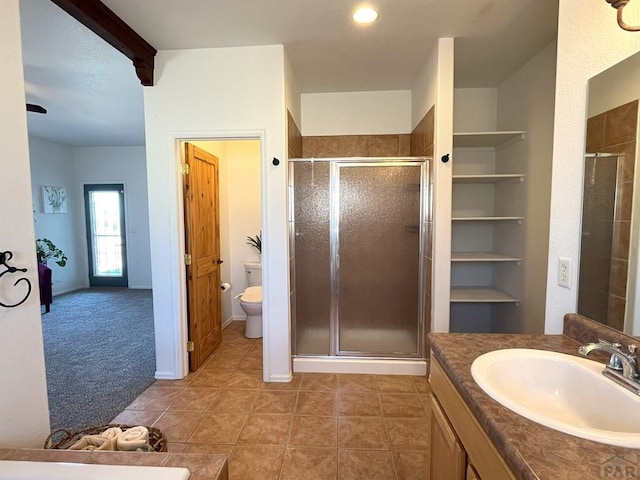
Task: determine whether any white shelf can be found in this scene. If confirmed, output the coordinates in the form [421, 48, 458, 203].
[453, 174, 524, 184]
[450, 287, 520, 303]
[453, 131, 526, 148]
[452, 216, 524, 222]
[451, 252, 521, 262]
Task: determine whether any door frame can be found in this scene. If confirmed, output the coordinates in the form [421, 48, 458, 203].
[170, 130, 269, 380]
[83, 182, 129, 287]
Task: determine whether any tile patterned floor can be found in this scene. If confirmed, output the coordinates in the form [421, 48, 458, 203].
[112, 321, 431, 479]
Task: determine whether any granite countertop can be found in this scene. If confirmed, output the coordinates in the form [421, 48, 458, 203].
[0, 448, 227, 480]
[428, 314, 640, 480]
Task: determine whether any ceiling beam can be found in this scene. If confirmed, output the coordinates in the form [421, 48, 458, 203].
[49, 0, 157, 86]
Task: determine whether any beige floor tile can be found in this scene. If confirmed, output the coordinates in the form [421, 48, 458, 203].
[295, 391, 337, 416]
[189, 370, 233, 388]
[393, 450, 429, 480]
[215, 342, 253, 356]
[386, 419, 430, 450]
[412, 376, 431, 394]
[152, 411, 205, 443]
[374, 375, 417, 393]
[238, 355, 263, 371]
[338, 449, 396, 480]
[380, 394, 428, 418]
[338, 374, 377, 392]
[209, 389, 259, 413]
[238, 414, 293, 445]
[252, 391, 298, 414]
[280, 447, 338, 480]
[226, 370, 265, 390]
[300, 373, 339, 392]
[338, 417, 389, 449]
[202, 353, 244, 371]
[188, 412, 248, 444]
[289, 416, 337, 448]
[181, 443, 234, 456]
[126, 387, 177, 411]
[338, 391, 382, 417]
[166, 442, 185, 452]
[110, 409, 163, 426]
[229, 445, 285, 480]
[167, 387, 219, 412]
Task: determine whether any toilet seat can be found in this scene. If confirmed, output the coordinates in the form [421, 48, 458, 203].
[241, 286, 262, 304]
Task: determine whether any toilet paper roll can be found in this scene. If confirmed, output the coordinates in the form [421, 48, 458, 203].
[220, 282, 232, 292]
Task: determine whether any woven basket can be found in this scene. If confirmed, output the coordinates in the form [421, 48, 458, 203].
[44, 423, 167, 452]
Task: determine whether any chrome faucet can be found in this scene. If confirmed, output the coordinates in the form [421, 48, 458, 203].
[579, 339, 640, 395]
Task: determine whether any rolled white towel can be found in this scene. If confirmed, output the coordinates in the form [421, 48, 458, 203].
[68, 434, 113, 451]
[100, 427, 122, 450]
[116, 426, 150, 451]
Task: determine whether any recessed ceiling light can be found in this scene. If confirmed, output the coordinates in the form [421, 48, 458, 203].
[352, 6, 379, 24]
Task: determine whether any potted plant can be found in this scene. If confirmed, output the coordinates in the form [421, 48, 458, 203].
[246, 231, 262, 255]
[36, 238, 67, 267]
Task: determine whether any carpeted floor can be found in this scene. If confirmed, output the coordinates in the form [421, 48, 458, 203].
[41, 287, 156, 433]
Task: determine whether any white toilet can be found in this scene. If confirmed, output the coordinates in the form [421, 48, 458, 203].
[237, 262, 262, 338]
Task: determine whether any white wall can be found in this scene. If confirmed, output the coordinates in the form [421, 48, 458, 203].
[29, 136, 85, 294]
[301, 90, 412, 136]
[545, 0, 640, 333]
[144, 45, 289, 382]
[412, 38, 454, 333]
[497, 41, 557, 333]
[588, 53, 640, 117]
[192, 140, 261, 323]
[0, 0, 51, 446]
[453, 88, 497, 132]
[73, 146, 152, 289]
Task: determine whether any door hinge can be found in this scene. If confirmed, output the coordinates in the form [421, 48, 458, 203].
[184, 254, 192, 265]
[180, 163, 190, 175]
[186, 341, 194, 352]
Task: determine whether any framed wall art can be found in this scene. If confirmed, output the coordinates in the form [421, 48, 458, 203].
[42, 186, 67, 214]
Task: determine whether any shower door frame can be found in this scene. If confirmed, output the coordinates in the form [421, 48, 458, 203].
[291, 157, 429, 360]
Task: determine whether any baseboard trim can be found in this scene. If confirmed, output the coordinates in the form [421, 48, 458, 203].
[293, 357, 427, 376]
[222, 317, 234, 328]
[155, 370, 183, 380]
[269, 373, 293, 383]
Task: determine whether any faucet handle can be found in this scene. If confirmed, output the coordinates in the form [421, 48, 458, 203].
[629, 344, 638, 355]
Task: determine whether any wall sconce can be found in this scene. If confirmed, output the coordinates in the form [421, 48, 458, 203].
[606, 0, 640, 31]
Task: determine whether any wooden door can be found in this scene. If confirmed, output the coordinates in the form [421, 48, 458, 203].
[183, 142, 223, 371]
[429, 395, 466, 480]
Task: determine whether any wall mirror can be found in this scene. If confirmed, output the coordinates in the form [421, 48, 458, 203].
[578, 50, 640, 335]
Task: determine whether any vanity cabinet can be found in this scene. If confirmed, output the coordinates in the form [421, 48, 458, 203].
[450, 131, 526, 333]
[428, 354, 516, 480]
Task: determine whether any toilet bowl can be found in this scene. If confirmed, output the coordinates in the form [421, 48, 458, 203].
[237, 262, 262, 338]
[239, 286, 262, 338]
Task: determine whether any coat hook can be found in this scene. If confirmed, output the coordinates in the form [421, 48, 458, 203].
[441, 154, 450, 163]
[272, 157, 280, 166]
[0, 250, 32, 308]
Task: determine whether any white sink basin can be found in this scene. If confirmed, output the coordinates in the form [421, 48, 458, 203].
[471, 348, 640, 447]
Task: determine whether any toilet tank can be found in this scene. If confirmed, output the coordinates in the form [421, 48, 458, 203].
[244, 262, 262, 287]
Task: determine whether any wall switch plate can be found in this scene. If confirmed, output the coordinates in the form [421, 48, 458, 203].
[558, 257, 572, 288]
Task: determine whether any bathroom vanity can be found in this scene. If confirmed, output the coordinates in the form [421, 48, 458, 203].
[428, 314, 640, 480]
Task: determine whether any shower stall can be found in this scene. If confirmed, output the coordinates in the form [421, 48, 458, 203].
[289, 157, 429, 373]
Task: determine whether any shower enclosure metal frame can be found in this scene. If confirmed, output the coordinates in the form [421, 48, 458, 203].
[289, 156, 430, 360]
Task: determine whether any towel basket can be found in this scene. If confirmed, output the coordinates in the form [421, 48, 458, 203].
[44, 423, 167, 452]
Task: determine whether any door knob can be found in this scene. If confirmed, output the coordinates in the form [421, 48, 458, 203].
[217, 259, 224, 264]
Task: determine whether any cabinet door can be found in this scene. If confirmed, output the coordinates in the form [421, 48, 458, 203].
[429, 395, 466, 480]
[466, 464, 481, 480]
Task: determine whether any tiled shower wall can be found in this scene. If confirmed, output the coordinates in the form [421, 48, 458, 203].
[584, 100, 639, 330]
[410, 107, 435, 357]
[302, 135, 410, 158]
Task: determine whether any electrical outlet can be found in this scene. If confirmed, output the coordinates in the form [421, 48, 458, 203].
[558, 257, 572, 288]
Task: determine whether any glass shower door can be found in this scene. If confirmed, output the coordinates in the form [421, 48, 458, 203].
[335, 163, 423, 356]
